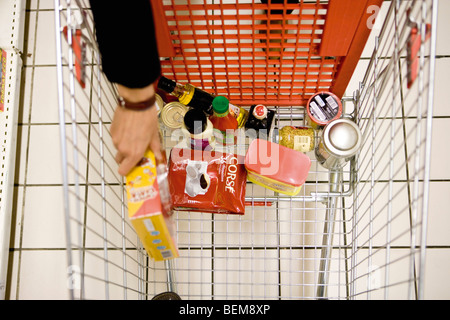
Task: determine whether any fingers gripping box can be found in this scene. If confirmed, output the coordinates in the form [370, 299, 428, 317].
[126, 150, 179, 261]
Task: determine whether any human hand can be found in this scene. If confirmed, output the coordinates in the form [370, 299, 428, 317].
[111, 83, 163, 176]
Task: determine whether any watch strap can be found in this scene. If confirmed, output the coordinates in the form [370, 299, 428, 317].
[118, 95, 156, 111]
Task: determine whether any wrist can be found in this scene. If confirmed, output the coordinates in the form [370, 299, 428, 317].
[117, 83, 156, 111]
[117, 83, 155, 102]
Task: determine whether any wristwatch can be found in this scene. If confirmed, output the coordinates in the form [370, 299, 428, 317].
[117, 95, 156, 111]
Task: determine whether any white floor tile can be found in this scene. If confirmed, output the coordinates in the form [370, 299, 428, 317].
[85, 123, 122, 185]
[433, 58, 450, 117]
[353, 181, 415, 248]
[350, 248, 414, 300]
[279, 248, 321, 299]
[29, 65, 101, 125]
[82, 249, 141, 300]
[175, 211, 213, 248]
[83, 185, 137, 250]
[173, 249, 212, 299]
[436, 0, 450, 56]
[213, 249, 280, 299]
[29, 67, 59, 123]
[15, 250, 70, 300]
[213, 206, 279, 248]
[20, 186, 67, 248]
[29, 0, 55, 11]
[25, 124, 90, 185]
[426, 182, 450, 246]
[429, 118, 450, 180]
[423, 248, 450, 299]
[33, 10, 56, 66]
[25, 125, 63, 185]
[278, 200, 328, 248]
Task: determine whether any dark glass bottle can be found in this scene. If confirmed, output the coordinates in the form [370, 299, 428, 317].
[181, 108, 215, 151]
[157, 76, 214, 115]
[244, 104, 275, 139]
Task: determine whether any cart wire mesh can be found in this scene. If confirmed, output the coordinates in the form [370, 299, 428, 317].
[54, 0, 437, 300]
[350, 0, 437, 299]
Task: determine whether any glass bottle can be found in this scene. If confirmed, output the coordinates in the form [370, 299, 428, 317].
[209, 96, 238, 145]
[157, 76, 214, 115]
[181, 108, 215, 151]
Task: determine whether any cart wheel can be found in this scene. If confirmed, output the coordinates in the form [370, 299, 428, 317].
[152, 291, 182, 300]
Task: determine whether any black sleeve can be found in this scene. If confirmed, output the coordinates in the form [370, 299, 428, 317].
[89, 0, 161, 89]
[260, 0, 299, 15]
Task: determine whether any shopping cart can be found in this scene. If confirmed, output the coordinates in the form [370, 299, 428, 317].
[54, 0, 437, 299]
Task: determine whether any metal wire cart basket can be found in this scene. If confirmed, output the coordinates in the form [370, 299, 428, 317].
[54, 0, 438, 299]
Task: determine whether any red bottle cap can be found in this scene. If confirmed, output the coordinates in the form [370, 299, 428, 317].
[253, 104, 267, 120]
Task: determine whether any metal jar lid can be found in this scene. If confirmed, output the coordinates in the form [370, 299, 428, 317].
[322, 118, 362, 158]
[160, 102, 189, 129]
[154, 93, 164, 114]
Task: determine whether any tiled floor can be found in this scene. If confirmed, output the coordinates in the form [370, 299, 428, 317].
[4, 0, 450, 300]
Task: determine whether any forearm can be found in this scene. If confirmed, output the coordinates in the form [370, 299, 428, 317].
[89, 0, 161, 89]
[89, 0, 163, 176]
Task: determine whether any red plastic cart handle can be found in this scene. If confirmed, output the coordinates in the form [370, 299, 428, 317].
[63, 26, 86, 89]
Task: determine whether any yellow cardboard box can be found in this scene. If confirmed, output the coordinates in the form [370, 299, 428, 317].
[126, 150, 178, 261]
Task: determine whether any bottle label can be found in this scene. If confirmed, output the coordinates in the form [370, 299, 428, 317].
[190, 137, 212, 151]
[213, 128, 235, 145]
[229, 104, 249, 128]
[229, 103, 240, 117]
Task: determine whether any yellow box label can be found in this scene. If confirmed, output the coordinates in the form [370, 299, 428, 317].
[247, 171, 302, 196]
[126, 150, 178, 261]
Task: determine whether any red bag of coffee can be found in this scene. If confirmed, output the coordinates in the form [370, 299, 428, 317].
[168, 148, 247, 215]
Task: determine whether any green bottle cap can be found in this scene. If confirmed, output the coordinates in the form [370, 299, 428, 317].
[212, 96, 229, 114]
